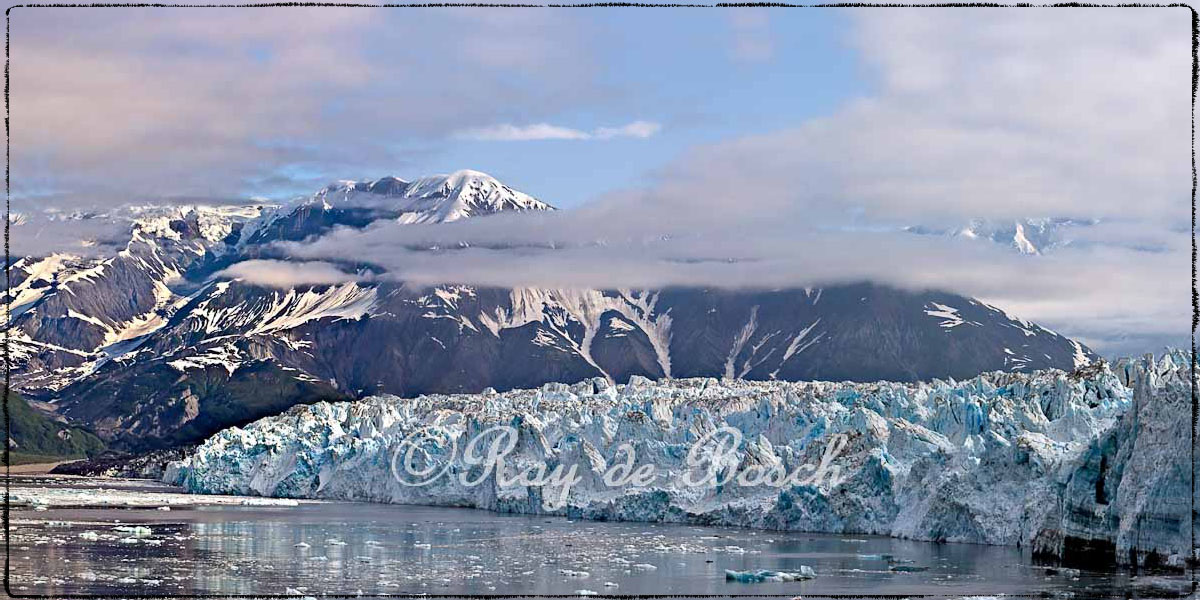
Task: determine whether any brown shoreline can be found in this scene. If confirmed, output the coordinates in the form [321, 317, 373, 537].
[6, 460, 78, 475]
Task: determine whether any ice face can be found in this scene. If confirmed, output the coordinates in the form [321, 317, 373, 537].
[166, 350, 1195, 566]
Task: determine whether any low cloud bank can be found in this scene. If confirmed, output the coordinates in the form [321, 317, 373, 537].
[215, 259, 363, 288]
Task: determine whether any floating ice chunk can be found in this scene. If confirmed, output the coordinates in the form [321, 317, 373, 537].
[559, 569, 590, 578]
[1044, 567, 1080, 577]
[78, 532, 99, 541]
[574, 590, 598, 596]
[724, 566, 815, 583]
[294, 542, 311, 548]
[113, 525, 152, 537]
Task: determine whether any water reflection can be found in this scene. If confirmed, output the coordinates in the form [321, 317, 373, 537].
[11, 476, 1189, 598]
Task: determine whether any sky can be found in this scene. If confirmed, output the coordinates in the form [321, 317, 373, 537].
[7, 6, 1194, 357]
[9, 7, 865, 207]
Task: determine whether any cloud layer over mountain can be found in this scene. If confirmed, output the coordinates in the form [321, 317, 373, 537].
[267, 10, 1190, 356]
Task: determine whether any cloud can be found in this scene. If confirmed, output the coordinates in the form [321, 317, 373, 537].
[215, 260, 362, 288]
[9, 7, 604, 201]
[272, 9, 1191, 356]
[456, 121, 661, 142]
[455, 124, 591, 142]
[594, 121, 662, 139]
[8, 209, 132, 258]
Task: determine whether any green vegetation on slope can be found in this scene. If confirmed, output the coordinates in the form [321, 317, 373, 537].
[6, 390, 105, 463]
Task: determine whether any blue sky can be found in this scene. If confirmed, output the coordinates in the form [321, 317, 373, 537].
[392, 10, 866, 209]
[219, 9, 866, 209]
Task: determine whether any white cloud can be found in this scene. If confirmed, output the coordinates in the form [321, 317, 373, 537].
[456, 121, 661, 142]
[9, 7, 602, 199]
[594, 121, 662, 140]
[215, 260, 361, 288]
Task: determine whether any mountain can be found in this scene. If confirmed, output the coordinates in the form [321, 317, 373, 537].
[7, 204, 266, 391]
[8, 391, 105, 464]
[903, 217, 1101, 255]
[240, 169, 553, 246]
[5, 170, 1098, 450]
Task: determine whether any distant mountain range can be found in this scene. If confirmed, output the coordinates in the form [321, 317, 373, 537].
[6, 170, 1096, 450]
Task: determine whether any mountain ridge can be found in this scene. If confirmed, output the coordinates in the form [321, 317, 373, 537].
[5, 169, 1099, 450]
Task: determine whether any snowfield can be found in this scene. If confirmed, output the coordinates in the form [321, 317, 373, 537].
[166, 350, 1194, 567]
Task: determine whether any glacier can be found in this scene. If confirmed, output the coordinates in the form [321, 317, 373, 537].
[166, 350, 1196, 568]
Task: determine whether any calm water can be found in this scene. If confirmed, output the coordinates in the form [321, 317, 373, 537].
[10, 476, 1193, 598]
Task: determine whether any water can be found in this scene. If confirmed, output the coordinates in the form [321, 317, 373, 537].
[11, 476, 1191, 598]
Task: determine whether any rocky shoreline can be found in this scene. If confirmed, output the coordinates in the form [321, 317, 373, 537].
[51, 446, 194, 479]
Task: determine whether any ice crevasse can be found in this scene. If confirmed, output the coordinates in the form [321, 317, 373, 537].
[166, 350, 1196, 567]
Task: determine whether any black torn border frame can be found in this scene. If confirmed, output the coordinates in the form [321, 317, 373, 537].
[1, 2, 1196, 598]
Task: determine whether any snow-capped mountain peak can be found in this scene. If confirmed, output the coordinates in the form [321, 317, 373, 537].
[397, 169, 554, 224]
[240, 170, 553, 246]
[905, 217, 1100, 255]
[315, 169, 554, 221]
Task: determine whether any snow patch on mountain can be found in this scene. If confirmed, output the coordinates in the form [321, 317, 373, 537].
[1069, 340, 1091, 369]
[724, 306, 761, 379]
[179, 282, 379, 338]
[471, 288, 674, 380]
[773, 319, 823, 379]
[6, 329, 91, 364]
[1012, 222, 1039, 255]
[168, 343, 244, 376]
[923, 302, 980, 329]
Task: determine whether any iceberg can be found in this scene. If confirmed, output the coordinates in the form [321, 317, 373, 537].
[166, 351, 1196, 567]
[724, 566, 816, 582]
